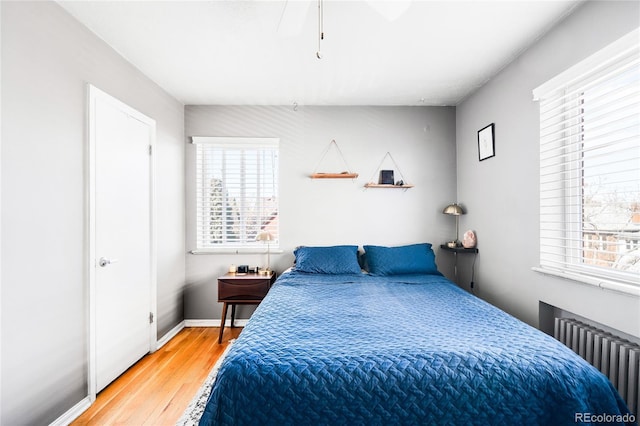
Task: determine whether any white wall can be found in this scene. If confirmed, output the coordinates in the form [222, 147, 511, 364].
[456, 1, 640, 337]
[184, 105, 457, 320]
[1, 2, 185, 424]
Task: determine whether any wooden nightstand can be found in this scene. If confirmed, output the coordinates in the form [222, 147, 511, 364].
[217, 271, 276, 343]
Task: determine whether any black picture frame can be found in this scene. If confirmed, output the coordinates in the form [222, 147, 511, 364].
[477, 123, 495, 161]
[379, 170, 394, 185]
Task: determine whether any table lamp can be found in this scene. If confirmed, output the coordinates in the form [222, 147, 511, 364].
[256, 231, 274, 273]
[442, 203, 465, 247]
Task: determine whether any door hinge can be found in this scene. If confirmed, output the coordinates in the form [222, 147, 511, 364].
[149, 312, 154, 324]
[149, 145, 152, 155]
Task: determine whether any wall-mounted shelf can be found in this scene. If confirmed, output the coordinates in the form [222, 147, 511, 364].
[439, 244, 478, 254]
[364, 183, 414, 189]
[311, 172, 359, 179]
[364, 152, 413, 189]
[310, 140, 358, 180]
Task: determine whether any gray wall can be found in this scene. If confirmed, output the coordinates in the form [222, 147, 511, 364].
[456, 1, 640, 337]
[1, 2, 185, 424]
[185, 105, 457, 320]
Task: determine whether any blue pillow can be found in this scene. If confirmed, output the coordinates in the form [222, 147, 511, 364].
[363, 243, 440, 276]
[293, 245, 361, 274]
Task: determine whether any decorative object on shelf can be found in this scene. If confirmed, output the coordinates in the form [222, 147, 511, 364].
[310, 139, 358, 179]
[442, 203, 465, 246]
[364, 152, 414, 189]
[462, 230, 477, 248]
[478, 123, 495, 161]
[256, 231, 274, 273]
[379, 170, 394, 184]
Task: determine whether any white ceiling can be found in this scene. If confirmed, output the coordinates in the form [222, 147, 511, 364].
[57, 0, 581, 106]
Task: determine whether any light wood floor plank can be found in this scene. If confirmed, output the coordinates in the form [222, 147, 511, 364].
[72, 327, 242, 426]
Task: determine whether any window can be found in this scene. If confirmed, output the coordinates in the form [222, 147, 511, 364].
[193, 137, 279, 250]
[533, 29, 640, 290]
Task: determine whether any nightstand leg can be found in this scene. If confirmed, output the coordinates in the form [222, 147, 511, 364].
[218, 302, 229, 344]
[454, 251, 458, 284]
[230, 304, 236, 327]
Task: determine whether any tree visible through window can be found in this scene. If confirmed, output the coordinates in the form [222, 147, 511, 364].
[193, 137, 279, 249]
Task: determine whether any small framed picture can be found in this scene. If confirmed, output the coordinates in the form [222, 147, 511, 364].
[477, 123, 495, 161]
[379, 170, 394, 184]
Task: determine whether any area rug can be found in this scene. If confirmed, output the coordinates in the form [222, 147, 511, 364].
[176, 340, 235, 426]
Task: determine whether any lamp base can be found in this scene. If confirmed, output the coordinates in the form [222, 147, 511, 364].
[258, 268, 271, 275]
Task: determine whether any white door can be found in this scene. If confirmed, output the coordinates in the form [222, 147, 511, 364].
[89, 85, 156, 393]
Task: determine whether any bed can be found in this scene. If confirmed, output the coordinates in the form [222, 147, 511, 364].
[199, 244, 632, 425]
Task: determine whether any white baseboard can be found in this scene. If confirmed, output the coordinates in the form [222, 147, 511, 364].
[49, 396, 92, 426]
[185, 319, 249, 327]
[156, 320, 185, 350]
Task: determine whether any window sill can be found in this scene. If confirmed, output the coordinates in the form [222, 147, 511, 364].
[532, 266, 640, 297]
[190, 248, 283, 255]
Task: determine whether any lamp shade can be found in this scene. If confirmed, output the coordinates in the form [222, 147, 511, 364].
[256, 231, 274, 242]
[442, 203, 464, 216]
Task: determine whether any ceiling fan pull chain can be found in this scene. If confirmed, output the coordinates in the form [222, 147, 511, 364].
[316, 0, 324, 59]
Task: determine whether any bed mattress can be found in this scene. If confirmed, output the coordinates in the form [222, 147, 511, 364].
[199, 271, 631, 425]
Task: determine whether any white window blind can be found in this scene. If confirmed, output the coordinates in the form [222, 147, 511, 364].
[193, 137, 279, 250]
[533, 29, 640, 288]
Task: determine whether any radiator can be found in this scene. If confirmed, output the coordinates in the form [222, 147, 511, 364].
[554, 317, 640, 418]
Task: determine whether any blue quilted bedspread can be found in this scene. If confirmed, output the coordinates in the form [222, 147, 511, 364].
[200, 272, 632, 425]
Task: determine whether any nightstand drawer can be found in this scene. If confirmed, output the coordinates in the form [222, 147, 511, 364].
[218, 278, 270, 301]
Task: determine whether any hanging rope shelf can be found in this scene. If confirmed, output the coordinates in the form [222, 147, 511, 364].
[310, 139, 359, 179]
[311, 172, 359, 179]
[364, 152, 414, 189]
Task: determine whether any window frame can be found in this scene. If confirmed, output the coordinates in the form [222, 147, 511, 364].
[532, 28, 640, 295]
[191, 136, 280, 253]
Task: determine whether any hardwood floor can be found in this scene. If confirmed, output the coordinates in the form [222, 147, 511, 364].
[72, 327, 242, 425]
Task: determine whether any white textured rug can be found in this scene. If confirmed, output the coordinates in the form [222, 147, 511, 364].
[176, 340, 235, 426]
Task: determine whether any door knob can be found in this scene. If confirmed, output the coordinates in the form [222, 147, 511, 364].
[98, 257, 119, 267]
